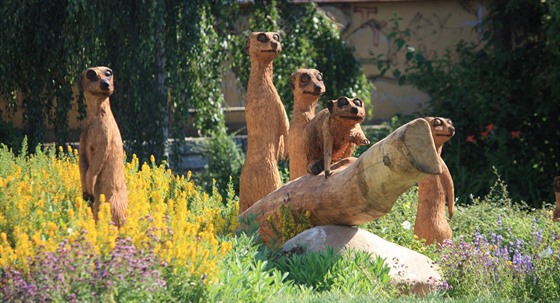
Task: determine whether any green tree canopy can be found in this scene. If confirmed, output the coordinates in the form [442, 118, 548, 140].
[0, 0, 372, 163]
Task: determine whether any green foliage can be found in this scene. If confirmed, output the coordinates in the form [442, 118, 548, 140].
[267, 203, 313, 246]
[361, 187, 438, 259]
[0, 1, 373, 167]
[232, 0, 373, 117]
[195, 128, 244, 196]
[372, 2, 560, 206]
[0, 121, 22, 152]
[272, 248, 392, 296]
[0, 1, 236, 162]
[163, 266, 208, 303]
[207, 234, 296, 303]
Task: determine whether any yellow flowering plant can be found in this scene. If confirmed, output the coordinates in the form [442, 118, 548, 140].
[0, 142, 238, 283]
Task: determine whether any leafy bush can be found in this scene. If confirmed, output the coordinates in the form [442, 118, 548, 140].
[372, 2, 560, 206]
[272, 248, 393, 296]
[207, 234, 296, 303]
[195, 128, 244, 196]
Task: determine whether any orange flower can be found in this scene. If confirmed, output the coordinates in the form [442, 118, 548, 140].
[511, 130, 521, 138]
[480, 130, 490, 138]
[466, 135, 476, 143]
[485, 123, 496, 132]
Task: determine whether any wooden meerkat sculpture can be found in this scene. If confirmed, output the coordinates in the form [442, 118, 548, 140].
[303, 96, 370, 178]
[239, 32, 290, 212]
[414, 117, 455, 245]
[553, 176, 560, 221]
[79, 66, 128, 227]
[287, 68, 325, 180]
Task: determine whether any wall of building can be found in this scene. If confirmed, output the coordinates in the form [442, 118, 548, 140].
[322, 0, 483, 119]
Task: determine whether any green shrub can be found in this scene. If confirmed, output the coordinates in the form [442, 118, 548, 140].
[195, 128, 244, 197]
[207, 234, 297, 303]
[372, 2, 560, 206]
[272, 248, 393, 296]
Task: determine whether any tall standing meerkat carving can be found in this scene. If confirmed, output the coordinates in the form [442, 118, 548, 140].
[288, 68, 325, 180]
[414, 117, 455, 245]
[303, 96, 370, 178]
[79, 66, 128, 227]
[239, 32, 290, 213]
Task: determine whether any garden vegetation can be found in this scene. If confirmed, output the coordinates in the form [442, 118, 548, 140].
[1, 143, 560, 302]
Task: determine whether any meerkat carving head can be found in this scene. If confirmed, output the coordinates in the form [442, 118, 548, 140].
[81, 66, 114, 97]
[246, 32, 282, 60]
[424, 117, 455, 147]
[290, 68, 325, 99]
[327, 97, 366, 124]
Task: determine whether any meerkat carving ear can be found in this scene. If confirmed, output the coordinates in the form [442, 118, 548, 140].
[327, 100, 334, 113]
[289, 72, 296, 90]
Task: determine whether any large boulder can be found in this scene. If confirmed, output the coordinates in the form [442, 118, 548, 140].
[281, 225, 442, 295]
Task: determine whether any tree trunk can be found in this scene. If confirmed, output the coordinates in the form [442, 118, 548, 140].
[240, 118, 442, 243]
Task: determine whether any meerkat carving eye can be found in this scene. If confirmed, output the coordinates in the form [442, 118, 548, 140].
[105, 70, 113, 77]
[257, 33, 269, 43]
[86, 70, 98, 81]
[433, 118, 443, 126]
[300, 73, 310, 83]
[273, 34, 280, 41]
[337, 97, 349, 107]
[316, 73, 323, 81]
[447, 119, 453, 125]
[353, 99, 363, 107]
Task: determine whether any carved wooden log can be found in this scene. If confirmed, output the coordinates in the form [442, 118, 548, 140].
[241, 118, 442, 242]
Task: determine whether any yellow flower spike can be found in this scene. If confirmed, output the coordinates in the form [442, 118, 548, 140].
[150, 154, 155, 164]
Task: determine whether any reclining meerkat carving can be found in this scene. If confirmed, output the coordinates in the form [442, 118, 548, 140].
[303, 96, 370, 178]
[239, 32, 290, 212]
[287, 68, 325, 180]
[414, 117, 455, 245]
[79, 66, 128, 227]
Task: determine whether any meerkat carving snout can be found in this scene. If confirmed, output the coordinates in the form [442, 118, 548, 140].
[414, 117, 455, 245]
[239, 32, 290, 212]
[287, 68, 325, 180]
[79, 66, 128, 227]
[303, 96, 370, 179]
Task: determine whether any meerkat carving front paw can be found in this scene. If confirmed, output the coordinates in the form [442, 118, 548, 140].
[308, 160, 324, 175]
